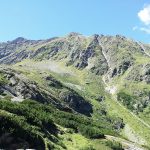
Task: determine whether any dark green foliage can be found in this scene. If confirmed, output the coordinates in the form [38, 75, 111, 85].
[0, 73, 8, 86]
[0, 111, 45, 149]
[117, 92, 135, 110]
[22, 100, 112, 138]
[78, 125, 104, 138]
[0, 100, 57, 135]
[117, 91, 149, 113]
[106, 140, 124, 150]
[0, 99, 116, 143]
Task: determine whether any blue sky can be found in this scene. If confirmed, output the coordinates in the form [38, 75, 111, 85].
[0, 0, 150, 43]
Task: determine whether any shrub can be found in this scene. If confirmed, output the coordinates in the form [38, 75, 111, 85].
[117, 92, 134, 110]
[106, 140, 124, 150]
[0, 99, 116, 143]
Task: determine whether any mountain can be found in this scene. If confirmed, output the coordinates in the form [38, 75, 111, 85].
[0, 33, 150, 149]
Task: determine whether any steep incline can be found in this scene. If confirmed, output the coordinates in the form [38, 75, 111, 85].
[1, 33, 150, 149]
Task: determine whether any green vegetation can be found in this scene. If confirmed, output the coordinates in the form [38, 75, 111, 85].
[0, 110, 47, 149]
[117, 92, 135, 110]
[0, 99, 118, 149]
[0, 72, 8, 85]
[106, 140, 123, 150]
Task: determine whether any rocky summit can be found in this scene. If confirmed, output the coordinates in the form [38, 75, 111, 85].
[0, 33, 150, 149]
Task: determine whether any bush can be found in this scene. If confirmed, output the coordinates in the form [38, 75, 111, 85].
[117, 92, 134, 110]
[0, 113, 45, 149]
[78, 125, 104, 138]
[0, 98, 116, 147]
[106, 140, 124, 150]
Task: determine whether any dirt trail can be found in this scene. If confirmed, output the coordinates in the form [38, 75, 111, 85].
[105, 135, 144, 150]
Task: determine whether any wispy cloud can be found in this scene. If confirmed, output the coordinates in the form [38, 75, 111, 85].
[133, 4, 150, 34]
[132, 26, 150, 34]
[140, 27, 150, 34]
[132, 26, 138, 31]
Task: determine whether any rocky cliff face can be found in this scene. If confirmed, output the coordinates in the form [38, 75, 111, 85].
[0, 67, 92, 116]
[1, 33, 150, 114]
[0, 33, 149, 77]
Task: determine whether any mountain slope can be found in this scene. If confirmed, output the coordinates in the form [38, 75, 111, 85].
[0, 33, 150, 149]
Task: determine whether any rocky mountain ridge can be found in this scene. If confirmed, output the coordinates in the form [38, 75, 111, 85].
[0, 33, 150, 77]
[1, 33, 150, 149]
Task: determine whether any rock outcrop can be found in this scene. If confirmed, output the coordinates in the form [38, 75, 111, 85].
[0, 33, 148, 77]
[59, 90, 93, 116]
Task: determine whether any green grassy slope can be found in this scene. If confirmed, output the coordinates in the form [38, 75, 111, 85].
[12, 59, 150, 149]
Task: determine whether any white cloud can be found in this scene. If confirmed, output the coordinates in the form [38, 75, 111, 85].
[132, 26, 150, 34]
[133, 4, 150, 34]
[132, 26, 138, 31]
[140, 27, 150, 34]
[138, 5, 150, 25]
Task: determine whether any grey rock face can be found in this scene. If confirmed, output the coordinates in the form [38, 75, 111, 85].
[126, 64, 150, 84]
[1, 69, 46, 102]
[0, 68, 93, 116]
[0, 33, 149, 78]
[59, 90, 93, 116]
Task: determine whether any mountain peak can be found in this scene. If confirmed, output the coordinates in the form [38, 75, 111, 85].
[11, 37, 27, 44]
[68, 32, 82, 37]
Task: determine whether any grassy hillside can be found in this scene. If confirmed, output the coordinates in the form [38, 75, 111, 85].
[1, 34, 150, 149]
[0, 65, 126, 150]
